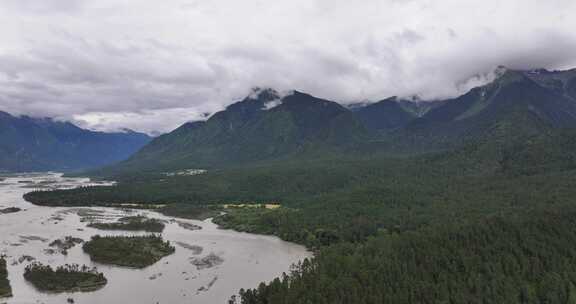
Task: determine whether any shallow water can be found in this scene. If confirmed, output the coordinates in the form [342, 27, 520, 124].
[0, 173, 310, 304]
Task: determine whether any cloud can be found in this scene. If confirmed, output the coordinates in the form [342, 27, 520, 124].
[0, 0, 86, 14]
[0, 0, 575, 134]
[72, 108, 208, 135]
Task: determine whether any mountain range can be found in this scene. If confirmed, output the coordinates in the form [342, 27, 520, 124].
[5, 66, 576, 174]
[97, 67, 576, 175]
[400, 68, 576, 146]
[0, 112, 151, 172]
[104, 88, 368, 173]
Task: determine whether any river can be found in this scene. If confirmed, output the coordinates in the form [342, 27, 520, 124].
[0, 173, 310, 304]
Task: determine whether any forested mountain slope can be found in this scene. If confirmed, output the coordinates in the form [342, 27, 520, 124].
[353, 97, 417, 131]
[396, 69, 576, 151]
[352, 96, 445, 132]
[105, 89, 368, 174]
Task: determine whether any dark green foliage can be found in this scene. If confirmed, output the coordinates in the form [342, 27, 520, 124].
[213, 207, 296, 235]
[82, 235, 175, 268]
[237, 213, 576, 304]
[0, 111, 150, 172]
[23, 263, 106, 293]
[26, 157, 397, 208]
[0, 257, 11, 298]
[88, 216, 165, 232]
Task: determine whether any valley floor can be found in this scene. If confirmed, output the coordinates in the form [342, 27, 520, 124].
[23, 135, 576, 303]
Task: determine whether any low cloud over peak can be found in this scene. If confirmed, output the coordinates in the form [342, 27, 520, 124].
[0, 0, 575, 134]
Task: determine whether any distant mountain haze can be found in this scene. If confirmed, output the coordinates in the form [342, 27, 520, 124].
[0, 112, 151, 172]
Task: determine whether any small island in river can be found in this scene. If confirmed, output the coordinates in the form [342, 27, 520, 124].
[0, 207, 21, 215]
[83, 235, 175, 268]
[47, 236, 84, 255]
[88, 216, 165, 232]
[0, 257, 12, 298]
[23, 263, 107, 293]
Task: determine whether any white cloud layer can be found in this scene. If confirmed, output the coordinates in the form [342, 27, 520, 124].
[0, 0, 575, 133]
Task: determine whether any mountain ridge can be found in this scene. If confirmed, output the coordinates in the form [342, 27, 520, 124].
[91, 66, 576, 176]
[104, 89, 368, 174]
[387, 68, 576, 151]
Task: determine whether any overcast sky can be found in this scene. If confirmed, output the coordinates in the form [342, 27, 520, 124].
[1, 0, 575, 134]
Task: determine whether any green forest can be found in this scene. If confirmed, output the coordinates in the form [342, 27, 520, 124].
[237, 212, 576, 304]
[24, 128, 576, 303]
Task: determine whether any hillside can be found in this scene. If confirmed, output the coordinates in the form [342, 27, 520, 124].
[353, 97, 416, 132]
[392, 69, 576, 151]
[525, 68, 576, 100]
[353, 96, 445, 133]
[103, 89, 368, 174]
